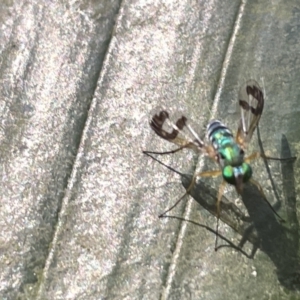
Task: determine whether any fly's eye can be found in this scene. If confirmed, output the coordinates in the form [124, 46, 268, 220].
[222, 166, 236, 185]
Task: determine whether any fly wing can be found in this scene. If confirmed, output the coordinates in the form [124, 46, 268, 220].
[150, 110, 206, 153]
[236, 80, 264, 148]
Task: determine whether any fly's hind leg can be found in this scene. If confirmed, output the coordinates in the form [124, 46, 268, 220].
[244, 152, 295, 223]
[245, 152, 296, 163]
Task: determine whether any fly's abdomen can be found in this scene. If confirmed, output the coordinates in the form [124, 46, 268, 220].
[207, 120, 234, 151]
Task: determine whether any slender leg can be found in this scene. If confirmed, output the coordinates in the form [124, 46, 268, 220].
[143, 144, 217, 158]
[215, 180, 227, 251]
[245, 152, 296, 163]
[143, 145, 189, 156]
[159, 169, 222, 217]
[245, 152, 292, 223]
[249, 178, 285, 222]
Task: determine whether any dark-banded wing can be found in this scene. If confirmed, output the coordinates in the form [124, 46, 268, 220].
[236, 80, 264, 147]
[150, 110, 205, 152]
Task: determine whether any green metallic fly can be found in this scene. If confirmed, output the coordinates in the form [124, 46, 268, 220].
[144, 80, 291, 249]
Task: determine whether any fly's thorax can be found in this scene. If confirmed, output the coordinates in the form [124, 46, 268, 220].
[218, 144, 245, 167]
